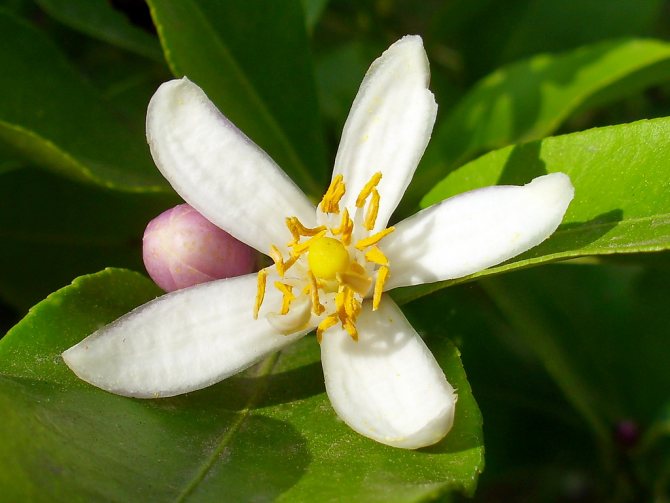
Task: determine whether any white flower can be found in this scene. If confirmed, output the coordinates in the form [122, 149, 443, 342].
[62, 36, 574, 449]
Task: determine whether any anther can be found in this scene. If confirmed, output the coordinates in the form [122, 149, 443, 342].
[308, 271, 325, 315]
[320, 174, 346, 214]
[316, 314, 339, 343]
[269, 245, 297, 277]
[355, 172, 382, 208]
[336, 262, 372, 297]
[364, 188, 380, 230]
[253, 269, 268, 319]
[364, 245, 388, 266]
[285, 217, 326, 242]
[274, 282, 295, 315]
[355, 226, 395, 250]
[372, 266, 389, 311]
[290, 229, 328, 257]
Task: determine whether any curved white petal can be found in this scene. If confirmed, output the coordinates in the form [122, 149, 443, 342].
[329, 35, 437, 231]
[383, 173, 575, 289]
[147, 78, 316, 254]
[321, 295, 456, 449]
[63, 273, 311, 398]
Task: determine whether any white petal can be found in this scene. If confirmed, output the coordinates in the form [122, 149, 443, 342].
[266, 295, 313, 335]
[328, 36, 437, 231]
[147, 78, 316, 254]
[382, 173, 575, 289]
[321, 296, 456, 449]
[62, 273, 310, 398]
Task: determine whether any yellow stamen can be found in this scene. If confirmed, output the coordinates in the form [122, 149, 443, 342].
[331, 208, 354, 245]
[253, 269, 268, 319]
[320, 174, 346, 214]
[308, 270, 325, 315]
[316, 314, 339, 343]
[363, 189, 379, 231]
[355, 172, 382, 208]
[331, 208, 349, 235]
[355, 226, 395, 250]
[372, 265, 389, 311]
[336, 262, 372, 296]
[364, 188, 380, 230]
[364, 245, 388, 266]
[343, 287, 355, 317]
[290, 229, 327, 257]
[335, 287, 345, 317]
[286, 217, 326, 243]
[273, 282, 295, 315]
[340, 286, 361, 320]
[269, 245, 297, 277]
[343, 319, 359, 341]
[257, 172, 394, 344]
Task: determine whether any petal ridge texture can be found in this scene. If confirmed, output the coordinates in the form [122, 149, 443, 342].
[331, 35, 438, 231]
[382, 173, 574, 289]
[321, 296, 456, 449]
[147, 78, 316, 254]
[63, 274, 309, 398]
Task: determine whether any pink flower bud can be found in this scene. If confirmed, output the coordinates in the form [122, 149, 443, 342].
[143, 204, 256, 292]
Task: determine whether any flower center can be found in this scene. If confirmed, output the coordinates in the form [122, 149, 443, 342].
[308, 237, 349, 280]
[253, 172, 394, 342]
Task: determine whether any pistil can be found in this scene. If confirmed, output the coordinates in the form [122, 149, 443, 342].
[254, 171, 395, 341]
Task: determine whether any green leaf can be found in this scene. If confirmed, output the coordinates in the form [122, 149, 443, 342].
[395, 117, 670, 304]
[147, 0, 327, 197]
[0, 268, 483, 501]
[0, 142, 24, 174]
[408, 39, 670, 206]
[0, 168, 177, 312]
[315, 41, 376, 133]
[300, 0, 329, 33]
[0, 11, 168, 192]
[432, 0, 662, 81]
[421, 262, 670, 497]
[481, 263, 670, 497]
[35, 0, 163, 61]
[401, 281, 601, 488]
[485, 264, 670, 428]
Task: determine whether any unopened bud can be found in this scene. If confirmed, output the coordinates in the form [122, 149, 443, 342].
[142, 204, 255, 292]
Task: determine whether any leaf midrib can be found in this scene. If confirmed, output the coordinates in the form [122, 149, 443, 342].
[175, 353, 281, 502]
[149, 0, 322, 197]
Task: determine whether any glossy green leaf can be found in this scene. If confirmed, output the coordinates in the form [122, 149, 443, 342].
[408, 39, 670, 206]
[402, 280, 602, 491]
[147, 0, 327, 197]
[481, 263, 670, 498]
[0, 268, 483, 501]
[0, 11, 167, 192]
[395, 117, 670, 304]
[422, 262, 670, 498]
[485, 264, 670, 428]
[0, 168, 177, 312]
[36, 0, 163, 61]
[431, 0, 661, 81]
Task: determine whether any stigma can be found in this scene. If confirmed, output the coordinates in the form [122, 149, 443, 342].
[254, 172, 394, 342]
[308, 237, 349, 280]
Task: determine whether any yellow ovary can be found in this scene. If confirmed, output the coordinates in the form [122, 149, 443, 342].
[308, 237, 350, 280]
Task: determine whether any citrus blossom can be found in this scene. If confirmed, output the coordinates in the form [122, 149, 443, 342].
[63, 36, 574, 449]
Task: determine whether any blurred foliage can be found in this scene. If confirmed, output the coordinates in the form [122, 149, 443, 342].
[0, 0, 669, 501]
